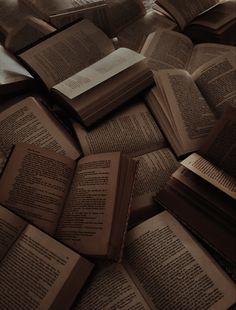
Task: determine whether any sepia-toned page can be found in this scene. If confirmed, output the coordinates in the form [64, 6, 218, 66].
[156, 0, 220, 29]
[117, 11, 177, 52]
[0, 205, 27, 261]
[181, 153, 236, 199]
[188, 43, 236, 74]
[0, 223, 93, 310]
[5, 16, 56, 53]
[193, 52, 236, 115]
[124, 211, 236, 309]
[19, 19, 114, 89]
[73, 263, 150, 309]
[141, 29, 193, 71]
[0, 96, 80, 160]
[131, 148, 179, 217]
[0, 144, 76, 235]
[56, 152, 121, 257]
[0, 44, 33, 85]
[73, 101, 166, 157]
[155, 69, 216, 154]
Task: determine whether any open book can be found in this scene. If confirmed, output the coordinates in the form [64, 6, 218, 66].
[0, 44, 34, 95]
[19, 19, 153, 127]
[141, 28, 236, 74]
[156, 109, 236, 263]
[145, 51, 236, 156]
[73, 100, 180, 224]
[19, 0, 108, 29]
[74, 211, 236, 309]
[0, 144, 137, 261]
[0, 205, 93, 310]
[154, 0, 236, 44]
[0, 96, 81, 162]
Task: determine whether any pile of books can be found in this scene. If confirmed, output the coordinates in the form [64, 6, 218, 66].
[0, 0, 235, 309]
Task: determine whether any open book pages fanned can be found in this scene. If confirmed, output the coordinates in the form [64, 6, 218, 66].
[74, 212, 236, 309]
[0, 143, 137, 261]
[0, 205, 93, 310]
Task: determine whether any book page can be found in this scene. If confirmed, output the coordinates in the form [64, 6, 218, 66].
[141, 29, 193, 71]
[53, 48, 145, 99]
[0, 44, 32, 85]
[188, 43, 236, 74]
[0, 144, 76, 235]
[73, 101, 166, 157]
[193, 52, 236, 115]
[74, 263, 150, 309]
[200, 107, 236, 177]
[117, 11, 177, 52]
[155, 69, 216, 154]
[124, 211, 236, 309]
[0, 96, 80, 160]
[20, 19, 114, 89]
[156, 0, 220, 29]
[56, 152, 121, 257]
[181, 153, 236, 199]
[131, 148, 179, 216]
[5, 16, 56, 53]
[0, 223, 92, 310]
[0, 205, 27, 261]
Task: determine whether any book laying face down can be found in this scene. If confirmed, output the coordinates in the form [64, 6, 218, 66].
[0, 143, 137, 261]
[19, 19, 154, 127]
[0, 205, 93, 310]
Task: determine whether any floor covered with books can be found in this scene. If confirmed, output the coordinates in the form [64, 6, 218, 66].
[0, 0, 235, 309]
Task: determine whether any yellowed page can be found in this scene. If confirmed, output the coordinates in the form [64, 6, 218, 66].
[0, 96, 80, 160]
[73, 101, 166, 157]
[0, 205, 27, 261]
[0, 224, 92, 310]
[56, 152, 121, 257]
[181, 153, 236, 199]
[155, 69, 216, 155]
[0, 144, 76, 235]
[74, 263, 150, 309]
[124, 211, 236, 309]
[20, 19, 114, 89]
[141, 29, 193, 71]
[53, 48, 145, 99]
[193, 52, 236, 115]
[131, 148, 179, 216]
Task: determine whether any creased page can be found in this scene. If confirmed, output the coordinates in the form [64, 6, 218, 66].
[156, 69, 216, 154]
[141, 29, 193, 71]
[0, 205, 27, 261]
[124, 211, 236, 310]
[74, 101, 166, 157]
[56, 152, 120, 257]
[0, 224, 91, 310]
[181, 153, 236, 199]
[0, 144, 76, 235]
[53, 48, 145, 99]
[157, 0, 220, 29]
[0, 96, 80, 160]
[193, 52, 236, 115]
[73, 263, 150, 309]
[20, 19, 114, 89]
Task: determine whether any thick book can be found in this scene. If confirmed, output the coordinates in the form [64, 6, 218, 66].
[156, 109, 236, 263]
[153, 0, 236, 44]
[0, 44, 34, 95]
[73, 100, 180, 224]
[74, 211, 236, 309]
[0, 204, 93, 309]
[145, 51, 236, 156]
[0, 143, 137, 261]
[19, 19, 154, 127]
[19, 0, 108, 29]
